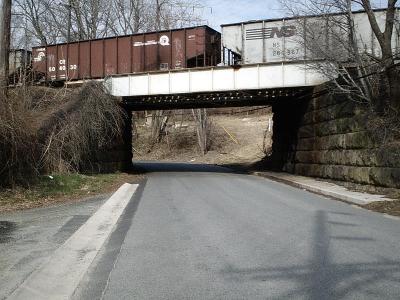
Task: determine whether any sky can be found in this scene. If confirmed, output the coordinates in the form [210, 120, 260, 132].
[201, 0, 283, 30]
[198, 0, 391, 31]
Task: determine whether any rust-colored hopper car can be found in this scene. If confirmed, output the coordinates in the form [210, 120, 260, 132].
[32, 26, 221, 82]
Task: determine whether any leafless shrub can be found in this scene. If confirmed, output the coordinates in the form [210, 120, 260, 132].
[40, 82, 126, 173]
[368, 107, 400, 145]
[167, 130, 198, 151]
[0, 82, 126, 187]
[0, 89, 39, 186]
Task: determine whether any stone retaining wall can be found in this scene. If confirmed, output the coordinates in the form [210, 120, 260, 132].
[82, 110, 133, 173]
[272, 87, 400, 188]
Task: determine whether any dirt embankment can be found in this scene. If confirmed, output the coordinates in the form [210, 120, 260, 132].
[132, 108, 273, 166]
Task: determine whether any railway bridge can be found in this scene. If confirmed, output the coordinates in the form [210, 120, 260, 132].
[104, 60, 338, 174]
[105, 60, 331, 110]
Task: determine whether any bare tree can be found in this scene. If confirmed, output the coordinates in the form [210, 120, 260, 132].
[111, 0, 146, 34]
[280, 0, 399, 111]
[13, 0, 203, 46]
[0, 0, 12, 95]
[13, 0, 117, 44]
[13, 0, 66, 44]
[360, 0, 399, 108]
[192, 108, 211, 155]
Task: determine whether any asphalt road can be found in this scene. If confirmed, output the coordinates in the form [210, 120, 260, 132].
[74, 161, 400, 300]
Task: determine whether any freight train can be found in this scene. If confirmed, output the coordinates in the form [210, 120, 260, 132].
[32, 26, 221, 82]
[221, 9, 400, 65]
[10, 9, 400, 86]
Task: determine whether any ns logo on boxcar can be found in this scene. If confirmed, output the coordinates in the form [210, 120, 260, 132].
[246, 25, 297, 40]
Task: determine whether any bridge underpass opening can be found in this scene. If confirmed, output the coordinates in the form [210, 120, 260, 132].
[129, 106, 274, 170]
[122, 89, 311, 172]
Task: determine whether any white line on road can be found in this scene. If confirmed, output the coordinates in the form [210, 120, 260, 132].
[8, 183, 138, 300]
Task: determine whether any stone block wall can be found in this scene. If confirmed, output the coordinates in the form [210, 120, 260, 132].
[81, 109, 133, 173]
[271, 87, 400, 188]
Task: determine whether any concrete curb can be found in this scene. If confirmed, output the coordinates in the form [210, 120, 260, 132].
[253, 171, 392, 206]
[8, 183, 138, 300]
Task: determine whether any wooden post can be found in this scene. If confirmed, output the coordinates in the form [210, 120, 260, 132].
[0, 0, 12, 97]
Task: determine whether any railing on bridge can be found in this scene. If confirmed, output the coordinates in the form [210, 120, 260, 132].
[105, 61, 334, 97]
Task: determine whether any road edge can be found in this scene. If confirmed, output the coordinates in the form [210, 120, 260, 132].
[7, 183, 139, 300]
[71, 178, 147, 300]
[253, 171, 394, 207]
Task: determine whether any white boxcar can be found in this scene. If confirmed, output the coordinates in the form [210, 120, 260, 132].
[221, 9, 400, 64]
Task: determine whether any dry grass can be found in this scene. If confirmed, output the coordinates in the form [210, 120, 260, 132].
[0, 172, 143, 212]
[364, 201, 400, 217]
[133, 111, 272, 165]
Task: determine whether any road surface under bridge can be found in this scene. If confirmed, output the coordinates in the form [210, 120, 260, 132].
[105, 61, 333, 110]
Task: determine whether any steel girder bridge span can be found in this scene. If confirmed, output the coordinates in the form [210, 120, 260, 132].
[104, 61, 333, 111]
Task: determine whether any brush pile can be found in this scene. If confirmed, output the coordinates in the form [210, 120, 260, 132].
[0, 82, 125, 187]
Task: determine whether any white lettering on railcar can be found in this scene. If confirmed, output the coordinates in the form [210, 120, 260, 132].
[133, 35, 170, 47]
[33, 51, 46, 62]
